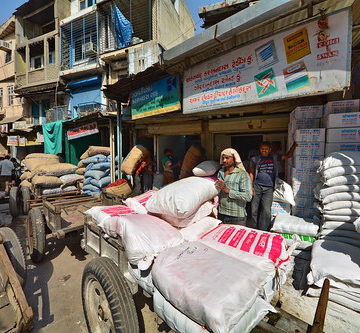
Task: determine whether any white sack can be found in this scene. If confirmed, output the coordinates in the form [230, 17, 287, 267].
[152, 241, 275, 333]
[157, 201, 215, 228]
[60, 173, 84, 188]
[291, 249, 312, 261]
[179, 217, 220, 241]
[145, 177, 219, 219]
[192, 161, 220, 177]
[320, 229, 360, 241]
[322, 208, 360, 216]
[324, 174, 360, 187]
[320, 236, 360, 248]
[322, 221, 356, 231]
[316, 184, 360, 200]
[321, 166, 360, 180]
[199, 225, 289, 267]
[322, 192, 360, 204]
[271, 213, 319, 236]
[85, 205, 138, 237]
[354, 217, 360, 233]
[285, 238, 313, 251]
[323, 214, 359, 222]
[120, 214, 183, 270]
[318, 151, 360, 172]
[153, 288, 274, 333]
[124, 190, 157, 214]
[322, 200, 360, 211]
[308, 240, 360, 289]
[273, 179, 295, 206]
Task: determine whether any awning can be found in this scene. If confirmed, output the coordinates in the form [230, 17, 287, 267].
[0, 115, 23, 124]
[67, 76, 102, 89]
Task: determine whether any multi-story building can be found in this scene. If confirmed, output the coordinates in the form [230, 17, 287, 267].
[14, 0, 71, 125]
[0, 16, 28, 155]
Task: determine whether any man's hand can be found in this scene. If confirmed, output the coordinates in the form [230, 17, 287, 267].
[215, 180, 230, 193]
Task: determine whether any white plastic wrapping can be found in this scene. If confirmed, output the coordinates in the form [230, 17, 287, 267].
[322, 192, 360, 204]
[322, 221, 356, 231]
[323, 214, 359, 222]
[124, 190, 157, 214]
[355, 217, 360, 233]
[324, 174, 360, 187]
[120, 214, 183, 270]
[271, 213, 319, 236]
[192, 160, 221, 177]
[273, 179, 296, 206]
[318, 151, 360, 172]
[316, 184, 360, 200]
[145, 177, 219, 221]
[321, 166, 360, 181]
[322, 200, 360, 211]
[179, 217, 221, 241]
[152, 241, 275, 333]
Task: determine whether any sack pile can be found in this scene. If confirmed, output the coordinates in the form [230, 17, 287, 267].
[78, 146, 111, 196]
[271, 179, 294, 218]
[307, 151, 360, 310]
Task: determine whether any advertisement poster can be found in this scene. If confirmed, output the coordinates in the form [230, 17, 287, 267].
[7, 136, 18, 146]
[183, 10, 351, 114]
[67, 122, 99, 140]
[131, 75, 181, 120]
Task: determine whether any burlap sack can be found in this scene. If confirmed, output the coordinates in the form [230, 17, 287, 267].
[24, 158, 59, 171]
[20, 171, 32, 180]
[121, 145, 149, 175]
[32, 175, 62, 188]
[76, 168, 86, 175]
[180, 145, 204, 179]
[77, 160, 85, 168]
[35, 163, 78, 177]
[103, 182, 132, 197]
[20, 179, 32, 187]
[25, 153, 59, 161]
[80, 146, 111, 160]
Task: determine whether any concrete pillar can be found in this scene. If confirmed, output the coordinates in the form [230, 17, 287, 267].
[25, 45, 30, 85]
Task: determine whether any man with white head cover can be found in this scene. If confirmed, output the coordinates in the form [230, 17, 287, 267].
[215, 148, 252, 225]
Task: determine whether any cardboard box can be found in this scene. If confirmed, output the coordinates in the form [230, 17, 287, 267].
[292, 155, 323, 170]
[324, 99, 360, 115]
[294, 129, 326, 142]
[326, 128, 360, 143]
[271, 201, 291, 216]
[289, 118, 321, 131]
[293, 206, 320, 219]
[325, 112, 360, 128]
[292, 181, 316, 197]
[325, 142, 360, 155]
[290, 105, 323, 120]
[295, 142, 325, 156]
[292, 168, 317, 183]
[294, 196, 317, 207]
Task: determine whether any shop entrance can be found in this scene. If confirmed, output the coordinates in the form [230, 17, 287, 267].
[231, 135, 262, 162]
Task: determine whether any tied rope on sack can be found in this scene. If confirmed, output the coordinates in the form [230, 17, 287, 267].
[220, 148, 245, 170]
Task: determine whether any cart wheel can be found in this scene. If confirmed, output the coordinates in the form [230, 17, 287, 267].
[0, 227, 27, 286]
[9, 186, 20, 217]
[28, 208, 46, 263]
[21, 186, 31, 215]
[82, 257, 139, 333]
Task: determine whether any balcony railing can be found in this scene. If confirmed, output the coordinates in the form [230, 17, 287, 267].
[46, 105, 72, 123]
[75, 102, 112, 117]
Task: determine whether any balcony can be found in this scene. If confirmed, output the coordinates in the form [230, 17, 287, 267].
[75, 102, 116, 117]
[46, 105, 72, 123]
[0, 60, 15, 81]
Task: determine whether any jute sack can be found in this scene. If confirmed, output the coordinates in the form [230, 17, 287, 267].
[121, 145, 149, 175]
[34, 163, 78, 177]
[20, 179, 32, 187]
[76, 168, 86, 175]
[180, 145, 203, 179]
[24, 158, 59, 171]
[103, 182, 133, 197]
[25, 153, 59, 160]
[32, 175, 63, 188]
[80, 146, 111, 160]
[20, 171, 32, 180]
[77, 160, 85, 168]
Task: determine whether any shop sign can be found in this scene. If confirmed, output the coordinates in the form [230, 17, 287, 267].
[131, 75, 181, 120]
[26, 133, 43, 146]
[183, 9, 351, 114]
[7, 136, 18, 146]
[18, 137, 26, 146]
[0, 124, 8, 133]
[67, 122, 99, 140]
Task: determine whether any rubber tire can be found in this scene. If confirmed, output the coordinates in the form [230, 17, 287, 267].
[82, 257, 139, 333]
[0, 227, 27, 286]
[9, 186, 19, 217]
[29, 208, 46, 264]
[21, 186, 31, 215]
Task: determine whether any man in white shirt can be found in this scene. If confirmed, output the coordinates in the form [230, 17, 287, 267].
[0, 155, 14, 193]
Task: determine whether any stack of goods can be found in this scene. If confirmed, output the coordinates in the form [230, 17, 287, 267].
[78, 146, 111, 196]
[308, 151, 360, 310]
[180, 145, 204, 179]
[271, 179, 295, 218]
[323, 100, 360, 155]
[286, 106, 324, 219]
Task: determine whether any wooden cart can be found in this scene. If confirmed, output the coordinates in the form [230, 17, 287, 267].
[27, 194, 101, 263]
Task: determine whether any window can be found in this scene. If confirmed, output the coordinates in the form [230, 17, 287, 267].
[7, 86, 14, 106]
[80, 0, 96, 10]
[48, 51, 55, 64]
[74, 32, 97, 62]
[5, 51, 11, 63]
[31, 55, 44, 69]
[0, 88, 3, 108]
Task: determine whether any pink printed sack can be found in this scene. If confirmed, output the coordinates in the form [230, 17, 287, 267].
[200, 225, 289, 267]
[124, 190, 157, 214]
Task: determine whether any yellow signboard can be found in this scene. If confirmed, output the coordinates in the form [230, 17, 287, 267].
[283, 28, 311, 64]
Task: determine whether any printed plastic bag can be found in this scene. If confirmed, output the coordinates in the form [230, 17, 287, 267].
[273, 179, 295, 206]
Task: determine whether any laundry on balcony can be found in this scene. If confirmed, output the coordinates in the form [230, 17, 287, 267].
[111, 4, 133, 49]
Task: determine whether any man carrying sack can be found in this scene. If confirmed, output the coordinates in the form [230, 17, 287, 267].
[215, 148, 252, 225]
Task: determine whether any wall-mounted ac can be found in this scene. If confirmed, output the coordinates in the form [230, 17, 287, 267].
[0, 40, 10, 52]
[85, 42, 97, 56]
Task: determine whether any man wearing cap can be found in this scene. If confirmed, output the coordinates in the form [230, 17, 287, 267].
[215, 148, 252, 225]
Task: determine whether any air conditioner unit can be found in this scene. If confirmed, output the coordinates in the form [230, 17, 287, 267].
[0, 40, 10, 52]
[84, 42, 97, 56]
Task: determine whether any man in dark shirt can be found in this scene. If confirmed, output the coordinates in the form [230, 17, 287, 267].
[249, 141, 297, 231]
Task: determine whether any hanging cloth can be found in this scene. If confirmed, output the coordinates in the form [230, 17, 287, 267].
[111, 4, 133, 49]
[42, 120, 64, 154]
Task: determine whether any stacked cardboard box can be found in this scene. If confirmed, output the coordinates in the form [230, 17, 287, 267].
[288, 106, 325, 219]
[324, 105, 360, 155]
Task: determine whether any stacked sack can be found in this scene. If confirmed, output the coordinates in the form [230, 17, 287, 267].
[307, 151, 360, 310]
[287, 106, 325, 219]
[270, 179, 294, 218]
[79, 146, 111, 196]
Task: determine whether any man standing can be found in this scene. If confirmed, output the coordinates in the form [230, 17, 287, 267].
[249, 142, 297, 231]
[215, 148, 252, 226]
[0, 155, 14, 193]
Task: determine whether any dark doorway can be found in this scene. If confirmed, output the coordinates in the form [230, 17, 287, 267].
[231, 135, 262, 162]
